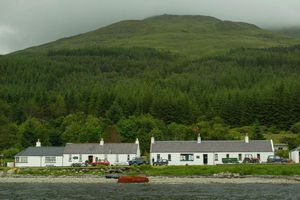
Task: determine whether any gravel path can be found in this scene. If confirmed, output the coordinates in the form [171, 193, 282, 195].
[1, 175, 300, 184]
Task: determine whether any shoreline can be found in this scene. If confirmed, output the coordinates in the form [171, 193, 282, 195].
[1, 175, 300, 184]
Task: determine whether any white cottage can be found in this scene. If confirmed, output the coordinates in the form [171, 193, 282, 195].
[63, 138, 140, 166]
[14, 138, 140, 167]
[290, 147, 300, 163]
[150, 135, 274, 165]
[15, 140, 64, 167]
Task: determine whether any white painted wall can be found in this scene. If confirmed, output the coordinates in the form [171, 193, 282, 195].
[15, 156, 63, 167]
[290, 150, 299, 163]
[150, 151, 274, 165]
[62, 153, 138, 166]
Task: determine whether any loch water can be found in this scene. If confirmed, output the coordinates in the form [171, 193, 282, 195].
[0, 183, 299, 200]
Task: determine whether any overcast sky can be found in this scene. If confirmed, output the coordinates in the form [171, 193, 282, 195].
[0, 0, 300, 54]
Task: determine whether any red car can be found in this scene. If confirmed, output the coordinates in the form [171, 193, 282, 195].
[91, 160, 110, 166]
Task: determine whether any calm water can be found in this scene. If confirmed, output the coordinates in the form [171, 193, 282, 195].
[0, 183, 299, 200]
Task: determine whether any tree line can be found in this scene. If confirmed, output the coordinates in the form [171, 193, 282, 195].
[1, 46, 300, 156]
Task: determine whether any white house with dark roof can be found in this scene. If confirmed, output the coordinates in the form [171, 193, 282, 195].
[150, 135, 274, 165]
[15, 140, 64, 167]
[290, 147, 300, 163]
[63, 138, 140, 166]
[14, 138, 140, 167]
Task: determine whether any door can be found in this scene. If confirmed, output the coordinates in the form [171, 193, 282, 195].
[88, 155, 93, 163]
[203, 154, 208, 165]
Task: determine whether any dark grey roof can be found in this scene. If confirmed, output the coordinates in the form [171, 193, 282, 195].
[291, 146, 300, 151]
[273, 143, 288, 146]
[151, 140, 273, 153]
[15, 147, 65, 157]
[64, 143, 138, 154]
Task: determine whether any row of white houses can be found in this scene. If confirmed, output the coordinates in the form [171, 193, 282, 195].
[15, 139, 140, 167]
[14, 135, 300, 167]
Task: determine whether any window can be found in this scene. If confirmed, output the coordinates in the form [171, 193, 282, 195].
[196, 156, 200, 159]
[257, 154, 261, 160]
[180, 154, 194, 161]
[279, 147, 283, 150]
[69, 154, 72, 162]
[73, 156, 79, 160]
[226, 154, 229, 158]
[127, 155, 130, 161]
[45, 157, 56, 163]
[214, 154, 218, 161]
[16, 156, 28, 163]
[79, 154, 82, 162]
[157, 154, 161, 160]
[238, 154, 242, 161]
[168, 154, 171, 161]
[104, 154, 107, 160]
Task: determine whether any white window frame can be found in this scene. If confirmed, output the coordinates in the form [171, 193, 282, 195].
[16, 156, 28, 163]
[214, 154, 218, 161]
[180, 154, 194, 161]
[45, 156, 56, 163]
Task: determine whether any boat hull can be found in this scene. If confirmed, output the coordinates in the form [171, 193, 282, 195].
[118, 176, 149, 183]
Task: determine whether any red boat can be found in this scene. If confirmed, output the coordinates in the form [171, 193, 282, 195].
[118, 176, 149, 183]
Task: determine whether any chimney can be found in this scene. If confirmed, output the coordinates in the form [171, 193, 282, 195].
[36, 139, 41, 147]
[135, 138, 139, 145]
[100, 138, 104, 146]
[197, 134, 201, 143]
[245, 134, 249, 143]
[151, 137, 155, 144]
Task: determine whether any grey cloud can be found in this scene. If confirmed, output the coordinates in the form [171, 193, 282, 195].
[0, 0, 300, 54]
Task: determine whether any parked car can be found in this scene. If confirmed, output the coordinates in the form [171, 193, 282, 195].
[243, 154, 260, 164]
[128, 158, 148, 165]
[153, 159, 168, 166]
[91, 160, 110, 166]
[222, 158, 239, 164]
[71, 162, 88, 167]
[267, 155, 288, 163]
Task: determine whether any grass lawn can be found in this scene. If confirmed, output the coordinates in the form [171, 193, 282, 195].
[2, 164, 299, 176]
[135, 164, 300, 176]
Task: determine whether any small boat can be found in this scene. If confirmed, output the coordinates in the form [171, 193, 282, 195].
[118, 176, 149, 183]
[105, 174, 120, 179]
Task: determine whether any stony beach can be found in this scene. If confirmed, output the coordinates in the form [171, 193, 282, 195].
[0, 175, 300, 184]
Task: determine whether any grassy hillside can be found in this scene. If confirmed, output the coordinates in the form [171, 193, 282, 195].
[275, 27, 300, 39]
[23, 15, 298, 57]
[1, 15, 300, 156]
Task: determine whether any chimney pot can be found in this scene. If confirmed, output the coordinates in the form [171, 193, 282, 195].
[151, 137, 155, 144]
[245, 134, 249, 143]
[100, 138, 104, 146]
[36, 139, 41, 147]
[197, 134, 202, 143]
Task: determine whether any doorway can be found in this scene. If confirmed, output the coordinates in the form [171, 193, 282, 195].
[88, 155, 93, 163]
[203, 154, 208, 165]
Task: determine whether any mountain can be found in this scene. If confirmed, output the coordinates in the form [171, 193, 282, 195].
[1, 15, 300, 154]
[274, 27, 300, 39]
[23, 14, 298, 57]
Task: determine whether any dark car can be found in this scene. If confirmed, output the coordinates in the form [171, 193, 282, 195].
[267, 155, 288, 163]
[71, 163, 88, 167]
[128, 158, 148, 165]
[153, 159, 168, 166]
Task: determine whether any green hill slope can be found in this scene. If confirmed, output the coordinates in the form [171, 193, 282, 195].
[24, 14, 298, 57]
[1, 15, 300, 154]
